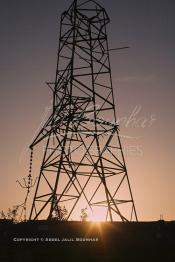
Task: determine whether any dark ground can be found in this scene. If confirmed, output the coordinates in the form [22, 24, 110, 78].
[0, 220, 175, 262]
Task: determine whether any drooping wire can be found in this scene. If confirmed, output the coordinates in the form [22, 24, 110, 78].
[16, 147, 37, 221]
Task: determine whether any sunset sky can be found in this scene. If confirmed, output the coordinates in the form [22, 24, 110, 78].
[0, 0, 175, 221]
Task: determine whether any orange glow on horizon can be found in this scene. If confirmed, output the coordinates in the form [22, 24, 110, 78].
[88, 207, 107, 222]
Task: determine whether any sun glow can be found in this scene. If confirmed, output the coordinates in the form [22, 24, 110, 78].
[88, 208, 107, 222]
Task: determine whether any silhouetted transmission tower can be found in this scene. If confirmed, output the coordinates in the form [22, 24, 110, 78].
[29, 0, 138, 222]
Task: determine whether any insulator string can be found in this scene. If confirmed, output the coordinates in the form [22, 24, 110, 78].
[27, 147, 33, 193]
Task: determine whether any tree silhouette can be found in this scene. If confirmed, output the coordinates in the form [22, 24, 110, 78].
[0, 207, 19, 223]
[80, 208, 88, 222]
[51, 205, 68, 221]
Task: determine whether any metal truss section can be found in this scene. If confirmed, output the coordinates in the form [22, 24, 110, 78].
[29, 0, 138, 222]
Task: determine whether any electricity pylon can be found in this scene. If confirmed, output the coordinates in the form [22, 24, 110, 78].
[29, 0, 138, 222]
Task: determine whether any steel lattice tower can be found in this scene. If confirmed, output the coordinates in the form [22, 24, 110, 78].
[29, 0, 138, 222]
